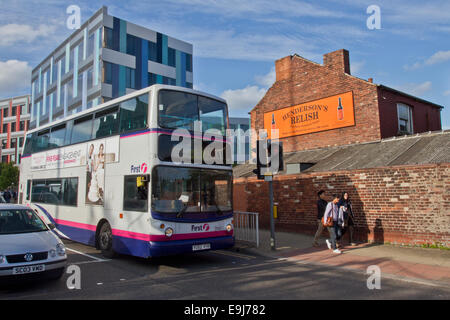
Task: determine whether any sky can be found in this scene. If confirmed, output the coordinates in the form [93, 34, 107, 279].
[0, 0, 449, 129]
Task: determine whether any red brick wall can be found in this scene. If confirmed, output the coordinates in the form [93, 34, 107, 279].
[377, 87, 442, 138]
[233, 163, 450, 247]
[251, 51, 381, 153]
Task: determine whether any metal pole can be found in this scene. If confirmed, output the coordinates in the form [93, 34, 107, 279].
[269, 179, 276, 251]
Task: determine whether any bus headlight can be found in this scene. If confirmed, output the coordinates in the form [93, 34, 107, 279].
[56, 243, 66, 256]
[226, 224, 233, 232]
[165, 227, 174, 238]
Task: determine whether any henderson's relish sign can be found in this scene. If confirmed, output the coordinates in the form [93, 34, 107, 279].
[264, 91, 355, 139]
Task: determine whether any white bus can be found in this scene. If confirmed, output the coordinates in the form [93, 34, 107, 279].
[19, 85, 234, 258]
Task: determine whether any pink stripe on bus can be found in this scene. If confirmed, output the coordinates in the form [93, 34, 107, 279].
[54, 219, 97, 231]
[112, 228, 151, 241]
[55, 219, 232, 242]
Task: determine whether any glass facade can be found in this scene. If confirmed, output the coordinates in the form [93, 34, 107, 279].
[30, 9, 192, 130]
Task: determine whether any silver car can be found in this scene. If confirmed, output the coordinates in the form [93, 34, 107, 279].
[0, 204, 67, 280]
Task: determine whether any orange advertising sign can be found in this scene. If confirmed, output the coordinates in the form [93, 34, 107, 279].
[264, 91, 355, 139]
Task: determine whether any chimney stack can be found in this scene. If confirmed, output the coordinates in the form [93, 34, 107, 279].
[323, 49, 350, 74]
[368, 78, 373, 83]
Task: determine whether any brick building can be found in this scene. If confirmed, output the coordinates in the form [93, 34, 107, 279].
[0, 95, 31, 164]
[235, 49, 449, 247]
[251, 49, 442, 152]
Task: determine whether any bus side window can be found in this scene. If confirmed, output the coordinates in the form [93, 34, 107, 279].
[123, 175, 148, 212]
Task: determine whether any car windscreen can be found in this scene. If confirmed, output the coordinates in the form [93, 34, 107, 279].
[0, 209, 48, 235]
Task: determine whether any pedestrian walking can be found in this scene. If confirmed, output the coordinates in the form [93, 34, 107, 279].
[323, 194, 344, 254]
[313, 190, 328, 247]
[338, 192, 356, 245]
[3, 189, 11, 203]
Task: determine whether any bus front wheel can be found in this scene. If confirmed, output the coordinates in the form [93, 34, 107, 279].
[98, 222, 116, 259]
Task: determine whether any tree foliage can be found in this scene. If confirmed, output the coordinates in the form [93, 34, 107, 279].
[0, 162, 19, 190]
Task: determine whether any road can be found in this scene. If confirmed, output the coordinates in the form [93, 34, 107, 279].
[1, 239, 449, 300]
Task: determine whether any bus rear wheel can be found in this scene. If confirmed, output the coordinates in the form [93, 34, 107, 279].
[98, 222, 116, 258]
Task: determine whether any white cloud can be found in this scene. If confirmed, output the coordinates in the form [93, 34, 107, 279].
[221, 85, 267, 115]
[444, 90, 450, 96]
[398, 81, 432, 96]
[0, 60, 32, 96]
[221, 68, 278, 115]
[254, 67, 276, 88]
[425, 50, 450, 65]
[0, 24, 57, 46]
[404, 50, 450, 70]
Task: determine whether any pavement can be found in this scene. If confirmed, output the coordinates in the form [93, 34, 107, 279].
[235, 229, 450, 287]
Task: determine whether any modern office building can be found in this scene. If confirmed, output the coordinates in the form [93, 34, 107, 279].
[0, 95, 31, 164]
[229, 117, 251, 162]
[30, 6, 193, 130]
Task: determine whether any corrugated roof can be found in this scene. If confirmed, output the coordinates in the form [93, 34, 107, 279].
[233, 130, 450, 178]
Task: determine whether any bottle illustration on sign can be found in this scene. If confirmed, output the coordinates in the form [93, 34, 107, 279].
[337, 97, 344, 120]
[271, 113, 276, 129]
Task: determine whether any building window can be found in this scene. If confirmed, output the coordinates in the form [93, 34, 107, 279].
[148, 41, 158, 63]
[78, 42, 84, 63]
[11, 122, 16, 133]
[2, 124, 7, 134]
[168, 48, 176, 67]
[186, 82, 193, 89]
[148, 72, 157, 86]
[87, 67, 93, 90]
[126, 34, 138, 56]
[87, 32, 95, 57]
[397, 103, 413, 134]
[104, 27, 114, 50]
[186, 53, 192, 72]
[125, 67, 136, 89]
[69, 47, 75, 72]
[163, 76, 176, 86]
[77, 73, 83, 98]
[104, 62, 113, 85]
[3, 108, 8, 118]
[52, 59, 58, 84]
[60, 56, 66, 75]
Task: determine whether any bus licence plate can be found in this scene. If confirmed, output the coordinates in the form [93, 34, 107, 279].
[13, 264, 45, 275]
[192, 244, 211, 251]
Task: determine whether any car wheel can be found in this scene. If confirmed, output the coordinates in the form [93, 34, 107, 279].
[98, 222, 116, 258]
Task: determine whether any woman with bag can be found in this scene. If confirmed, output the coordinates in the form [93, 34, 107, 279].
[323, 194, 344, 254]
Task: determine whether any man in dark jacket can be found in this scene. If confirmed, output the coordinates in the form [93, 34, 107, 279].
[313, 190, 328, 247]
[3, 189, 11, 203]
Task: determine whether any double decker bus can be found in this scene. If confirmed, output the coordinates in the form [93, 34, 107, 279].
[19, 85, 234, 258]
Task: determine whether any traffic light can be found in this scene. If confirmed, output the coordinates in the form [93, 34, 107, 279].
[252, 139, 284, 179]
[252, 139, 265, 179]
[267, 139, 284, 173]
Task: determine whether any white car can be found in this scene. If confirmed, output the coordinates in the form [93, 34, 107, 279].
[0, 204, 67, 281]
